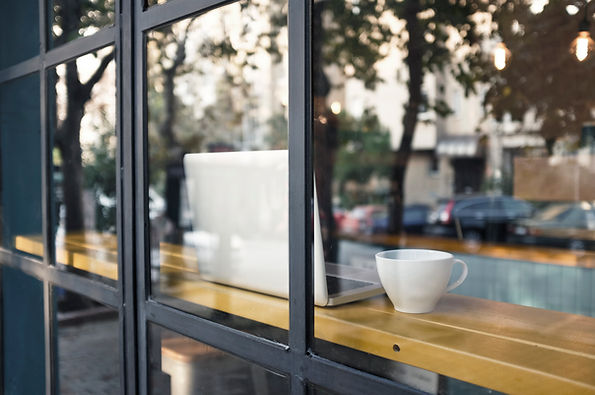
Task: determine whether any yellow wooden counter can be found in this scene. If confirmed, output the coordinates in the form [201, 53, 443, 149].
[13, 233, 595, 394]
[15, 233, 119, 279]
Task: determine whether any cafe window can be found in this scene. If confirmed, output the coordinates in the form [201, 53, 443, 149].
[310, 0, 595, 393]
[145, 0, 289, 343]
[48, 45, 118, 284]
[0, 0, 593, 394]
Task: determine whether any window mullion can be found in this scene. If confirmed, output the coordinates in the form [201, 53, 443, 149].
[288, 0, 312, 392]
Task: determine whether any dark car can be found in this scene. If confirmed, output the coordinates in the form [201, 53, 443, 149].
[402, 204, 431, 234]
[427, 195, 534, 241]
[365, 204, 431, 234]
[508, 202, 595, 250]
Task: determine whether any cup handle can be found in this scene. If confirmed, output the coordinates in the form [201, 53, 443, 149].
[446, 259, 468, 292]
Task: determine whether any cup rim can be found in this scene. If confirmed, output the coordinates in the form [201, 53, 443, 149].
[375, 248, 453, 262]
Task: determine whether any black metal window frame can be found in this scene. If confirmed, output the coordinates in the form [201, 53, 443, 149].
[0, 0, 423, 394]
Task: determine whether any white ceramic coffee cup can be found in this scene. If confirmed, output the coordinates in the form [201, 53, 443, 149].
[375, 249, 468, 314]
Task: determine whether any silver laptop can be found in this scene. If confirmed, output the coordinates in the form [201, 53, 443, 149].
[183, 150, 384, 306]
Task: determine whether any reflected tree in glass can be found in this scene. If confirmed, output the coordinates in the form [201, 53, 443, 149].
[147, 18, 202, 245]
[147, 0, 288, 245]
[48, 0, 116, 238]
[50, 0, 115, 48]
[146, 1, 291, 341]
[51, 48, 115, 234]
[312, 0, 496, 238]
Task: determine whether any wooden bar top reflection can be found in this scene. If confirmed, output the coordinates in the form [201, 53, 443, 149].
[339, 232, 595, 268]
[14, 233, 595, 394]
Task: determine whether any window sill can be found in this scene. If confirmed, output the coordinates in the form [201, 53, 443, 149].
[14, 233, 595, 394]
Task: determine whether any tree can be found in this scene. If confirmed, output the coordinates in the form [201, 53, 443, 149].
[51, 0, 115, 232]
[334, 110, 393, 208]
[83, 122, 117, 232]
[147, 17, 200, 164]
[146, 1, 288, 244]
[485, 0, 595, 154]
[316, 0, 492, 234]
[312, 0, 390, 258]
[147, 18, 205, 243]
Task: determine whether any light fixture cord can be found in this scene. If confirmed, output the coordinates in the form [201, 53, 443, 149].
[582, 0, 593, 31]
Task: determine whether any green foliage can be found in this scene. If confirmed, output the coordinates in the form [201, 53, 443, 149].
[319, 1, 393, 89]
[334, 109, 392, 208]
[264, 112, 289, 149]
[82, 124, 117, 232]
[318, 0, 492, 99]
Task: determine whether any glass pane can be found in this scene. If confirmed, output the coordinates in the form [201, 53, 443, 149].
[49, 46, 117, 283]
[149, 323, 288, 395]
[0, 0, 40, 68]
[147, 1, 288, 342]
[312, 0, 595, 394]
[54, 287, 120, 394]
[48, 0, 115, 49]
[0, 74, 43, 258]
[2, 267, 45, 395]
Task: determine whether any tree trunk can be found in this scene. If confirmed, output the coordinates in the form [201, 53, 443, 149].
[388, 0, 424, 234]
[56, 62, 86, 232]
[545, 137, 556, 156]
[159, 36, 189, 245]
[160, 66, 179, 153]
[312, 1, 339, 262]
[313, 98, 339, 262]
[60, 135, 85, 232]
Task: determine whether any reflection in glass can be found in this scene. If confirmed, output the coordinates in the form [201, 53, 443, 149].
[149, 324, 288, 395]
[312, 0, 595, 393]
[49, 46, 117, 282]
[54, 287, 120, 394]
[3, 267, 45, 395]
[147, 0, 288, 342]
[0, 0, 40, 68]
[0, 74, 43, 257]
[49, 0, 115, 49]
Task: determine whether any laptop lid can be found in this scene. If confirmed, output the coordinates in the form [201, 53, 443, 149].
[183, 150, 330, 305]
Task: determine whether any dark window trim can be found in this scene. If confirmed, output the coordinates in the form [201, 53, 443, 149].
[139, 0, 234, 31]
[0, 57, 41, 84]
[145, 300, 292, 371]
[119, 0, 138, 393]
[133, 0, 149, 391]
[0, 249, 119, 308]
[44, 27, 117, 68]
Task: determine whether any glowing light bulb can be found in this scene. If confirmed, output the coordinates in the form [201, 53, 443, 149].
[493, 43, 510, 70]
[566, 4, 580, 15]
[573, 31, 594, 61]
[330, 101, 342, 115]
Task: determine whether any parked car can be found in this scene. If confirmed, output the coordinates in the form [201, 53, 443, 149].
[332, 207, 347, 230]
[427, 195, 534, 241]
[508, 202, 595, 250]
[340, 204, 430, 235]
[402, 204, 431, 234]
[340, 205, 387, 234]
